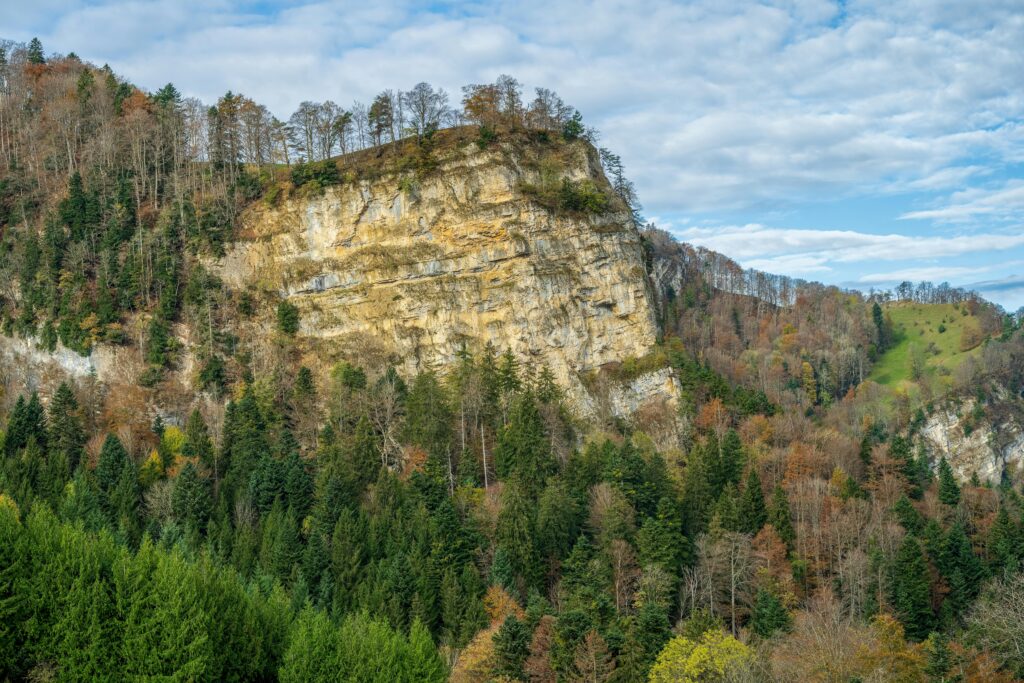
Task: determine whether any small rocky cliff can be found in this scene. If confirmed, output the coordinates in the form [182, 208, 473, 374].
[217, 138, 660, 406]
[920, 393, 1024, 483]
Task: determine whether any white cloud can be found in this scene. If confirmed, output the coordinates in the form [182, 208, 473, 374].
[675, 224, 1024, 264]
[857, 266, 990, 285]
[900, 180, 1024, 222]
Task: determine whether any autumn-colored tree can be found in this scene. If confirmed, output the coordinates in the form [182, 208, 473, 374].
[570, 630, 615, 683]
[524, 615, 557, 683]
[647, 630, 752, 683]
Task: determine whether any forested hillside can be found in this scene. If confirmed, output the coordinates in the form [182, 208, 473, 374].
[2, 37, 1024, 683]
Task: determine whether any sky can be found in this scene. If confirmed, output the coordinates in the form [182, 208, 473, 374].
[7, 0, 1024, 310]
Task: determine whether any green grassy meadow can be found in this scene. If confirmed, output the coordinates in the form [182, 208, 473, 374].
[868, 302, 985, 390]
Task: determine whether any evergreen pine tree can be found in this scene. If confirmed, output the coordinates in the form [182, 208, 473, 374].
[146, 314, 171, 366]
[54, 576, 119, 680]
[276, 300, 300, 335]
[892, 495, 925, 535]
[891, 535, 934, 640]
[47, 382, 85, 474]
[181, 408, 213, 471]
[636, 498, 687, 573]
[750, 588, 791, 638]
[872, 301, 887, 351]
[27, 38, 45, 64]
[96, 434, 129, 492]
[3, 395, 28, 457]
[768, 485, 795, 550]
[494, 394, 553, 495]
[939, 521, 985, 618]
[710, 484, 741, 533]
[26, 393, 46, 450]
[715, 429, 745, 490]
[493, 614, 531, 680]
[284, 450, 313, 519]
[923, 632, 952, 683]
[171, 462, 212, 532]
[937, 457, 960, 506]
[406, 618, 447, 682]
[987, 505, 1018, 573]
[682, 439, 714, 535]
[496, 480, 539, 596]
[738, 467, 767, 535]
[0, 497, 25, 675]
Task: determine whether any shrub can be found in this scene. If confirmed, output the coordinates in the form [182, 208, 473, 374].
[290, 160, 341, 188]
[277, 300, 300, 335]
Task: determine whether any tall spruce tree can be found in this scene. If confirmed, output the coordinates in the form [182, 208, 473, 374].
[738, 467, 767, 535]
[47, 382, 85, 474]
[937, 458, 960, 506]
[768, 485, 795, 550]
[891, 535, 934, 640]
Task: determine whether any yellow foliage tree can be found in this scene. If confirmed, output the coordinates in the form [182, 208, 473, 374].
[648, 630, 752, 683]
[161, 425, 185, 457]
[854, 614, 925, 682]
[801, 361, 817, 403]
[139, 450, 165, 487]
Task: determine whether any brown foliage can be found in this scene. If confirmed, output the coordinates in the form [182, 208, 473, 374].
[570, 630, 616, 683]
[524, 615, 557, 683]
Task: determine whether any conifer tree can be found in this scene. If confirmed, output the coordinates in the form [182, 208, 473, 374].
[496, 480, 540, 596]
[682, 439, 714, 535]
[750, 588, 791, 638]
[284, 450, 313, 518]
[27, 38, 45, 64]
[3, 395, 27, 457]
[891, 535, 934, 640]
[277, 300, 300, 335]
[636, 497, 687, 573]
[738, 467, 767, 535]
[172, 463, 212, 532]
[493, 614, 531, 680]
[893, 495, 924, 535]
[710, 484, 741, 533]
[923, 632, 952, 682]
[939, 521, 985, 618]
[4, 392, 47, 457]
[768, 485, 795, 551]
[95, 434, 130, 492]
[494, 394, 553, 495]
[181, 408, 213, 472]
[715, 429, 745, 490]
[278, 607, 339, 682]
[937, 457, 960, 506]
[54, 576, 119, 680]
[406, 618, 447, 682]
[987, 505, 1018, 573]
[47, 382, 85, 475]
[0, 497, 26, 675]
[534, 479, 579, 569]
[330, 507, 366, 612]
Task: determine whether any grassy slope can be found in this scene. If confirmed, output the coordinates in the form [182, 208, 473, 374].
[868, 302, 985, 389]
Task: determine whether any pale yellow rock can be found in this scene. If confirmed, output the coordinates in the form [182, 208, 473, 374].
[217, 140, 659, 409]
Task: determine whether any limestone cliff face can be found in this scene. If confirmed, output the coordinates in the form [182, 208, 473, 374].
[217, 140, 659, 407]
[920, 394, 1024, 484]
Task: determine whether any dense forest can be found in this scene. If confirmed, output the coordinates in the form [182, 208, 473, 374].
[2, 37, 1024, 683]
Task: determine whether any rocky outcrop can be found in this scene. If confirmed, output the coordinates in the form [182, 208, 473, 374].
[920, 395, 1024, 483]
[217, 139, 660, 409]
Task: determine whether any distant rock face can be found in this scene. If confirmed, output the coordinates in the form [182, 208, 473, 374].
[217, 140, 660, 409]
[920, 396, 1024, 483]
